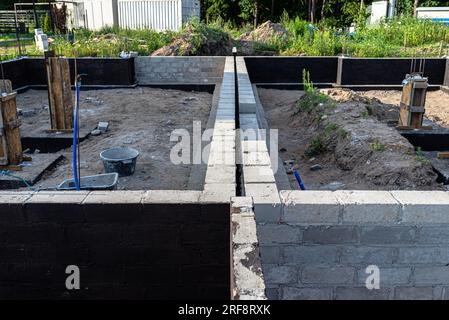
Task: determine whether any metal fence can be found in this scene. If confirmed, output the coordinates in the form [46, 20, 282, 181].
[118, 0, 182, 31]
[0, 10, 48, 33]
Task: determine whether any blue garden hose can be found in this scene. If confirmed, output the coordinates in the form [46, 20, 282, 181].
[0, 170, 34, 190]
[72, 75, 83, 191]
[293, 169, 306, 190]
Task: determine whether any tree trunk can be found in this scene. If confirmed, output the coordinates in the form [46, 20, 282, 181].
[254, 0, 259, 27]
[321, 0, 326, 20]
[311, 0, 316, 23]
[271, 0, 275, 18]
[308, 0, 311, 22]
[414, 0, 419, 17]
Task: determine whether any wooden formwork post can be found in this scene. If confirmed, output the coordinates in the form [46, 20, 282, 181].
[0, 80, 23, 166]
[45, 56, 73, 131]
[398, 75, 428, 130]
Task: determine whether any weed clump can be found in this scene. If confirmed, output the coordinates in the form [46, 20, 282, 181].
[297, 69, 333, 115]
[370, 139, 386, 152]
[415, 147, 430, 164]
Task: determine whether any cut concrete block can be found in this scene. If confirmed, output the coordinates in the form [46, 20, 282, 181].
[245, 183, 281, 222]
[241, 140, 268, 153]
[142, 190, 201, 204]
[205, 165, 236, 184]
[232, 214, 258, 245]
[243, 166, 276, 184]
[0, 191, 34, 204]
[29, 191, 90, 204]
[231, 196, 253, 214]
[84, 191, 144, 204]
[242, 151, 272, 166]
[207, 148, 235, 166]
[201, 183, 235, 203]
[281, 190, 340, 224]
[391, 191, 449, 224]
[335, 190, 400, 223]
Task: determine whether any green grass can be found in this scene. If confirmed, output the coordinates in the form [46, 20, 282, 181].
[2, 16, 449, 60]
[280, 16, 449, 57]
[51, 27, 178, 57]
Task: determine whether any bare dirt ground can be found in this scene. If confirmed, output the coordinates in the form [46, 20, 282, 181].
[359, 90, 449, 128]
[258, 88, 446, 190]
[15, 88, 212, 190]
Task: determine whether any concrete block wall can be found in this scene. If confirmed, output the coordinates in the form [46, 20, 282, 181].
[135, 56, 225, 85]
[235, 57, 281, 223]
[257, 190, 449, 300]
[0, 190, 230, 299]
[203, 56, 236, 201]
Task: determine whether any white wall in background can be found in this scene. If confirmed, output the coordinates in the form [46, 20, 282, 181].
[417, 7, 449, 25]
[73, 0, 200, 31]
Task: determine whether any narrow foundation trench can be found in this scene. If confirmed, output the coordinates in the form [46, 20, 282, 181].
[256, 87, 449, 191]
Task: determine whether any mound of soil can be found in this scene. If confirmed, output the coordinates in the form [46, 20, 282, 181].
[152, 23, 232, 56]
[239, 21, 288, 55]
[259, 88, 442, 190]
[240, 21, 288, 42]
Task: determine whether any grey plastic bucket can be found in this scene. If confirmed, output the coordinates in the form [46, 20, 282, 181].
[57, 173, 119, 190]
[100, 147, 139, 177]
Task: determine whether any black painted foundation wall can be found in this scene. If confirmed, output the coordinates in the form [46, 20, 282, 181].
[244, 57, 338, 84]
[340, 58, 446, 85]
[0, 201, 230, 299]
[2, 57, 136, 89]
[3, 56, 447, 88]
[244, 56, 447, 86]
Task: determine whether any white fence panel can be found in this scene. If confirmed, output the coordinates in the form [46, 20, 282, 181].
[118, 0, 182, 31]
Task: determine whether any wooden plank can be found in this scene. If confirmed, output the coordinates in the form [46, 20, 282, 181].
[46, 57, 73, 130]
[0, 92, 22, 165]
[46, 56, 58, 130]
[438, 152, 449, 159]
[60, 58, 73, 129]
[51, 58, 66, 130]
[0, 164, 22, 171]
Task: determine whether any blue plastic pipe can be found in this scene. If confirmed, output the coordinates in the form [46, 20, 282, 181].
[293, 169, 306, 190]
[73, 79, 81, 191]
